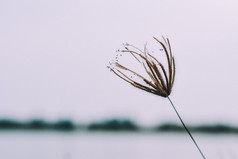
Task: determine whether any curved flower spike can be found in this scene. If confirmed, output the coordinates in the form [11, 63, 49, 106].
[108, 36, 175, 97]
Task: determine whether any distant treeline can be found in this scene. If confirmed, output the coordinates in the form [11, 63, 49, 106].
[156, 123, 238, 133]
[0, 119, 75, 131]
[88, 119, 138, 131]
[0, 118, 238, 133]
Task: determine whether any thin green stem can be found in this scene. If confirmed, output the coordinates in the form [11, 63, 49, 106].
[167, 97, 206, 159]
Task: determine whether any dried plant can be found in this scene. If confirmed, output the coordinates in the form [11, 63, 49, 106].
[108, 36, 206, 159]
[108, 37, 175, 97]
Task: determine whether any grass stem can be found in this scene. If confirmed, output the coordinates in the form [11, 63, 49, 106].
[167, 97, 206, 159]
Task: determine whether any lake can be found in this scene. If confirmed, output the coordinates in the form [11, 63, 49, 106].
[0, 131, 237, 159]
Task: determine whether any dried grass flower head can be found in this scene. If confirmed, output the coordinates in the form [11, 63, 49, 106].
[108, 36, 175, 97]
[108, 36, 206, 159]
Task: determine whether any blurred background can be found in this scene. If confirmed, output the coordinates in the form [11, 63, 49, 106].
[1, 0, 238, 158]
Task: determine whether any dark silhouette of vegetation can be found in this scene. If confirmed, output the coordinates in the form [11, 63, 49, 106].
[28, 120, 48, 129]
[88, 119, 139, 131]
[155, 123, 238, 134]
[156, 123, 185, 132]
[1, 118, 238, 134]
[53, 120, 74, 130]
[0, 119, 75, 131]
[193, 124, 238, 133]
[0, 119, 23, 129]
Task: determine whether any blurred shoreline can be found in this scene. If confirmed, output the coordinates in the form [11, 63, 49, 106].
[0, 118, 238, 134]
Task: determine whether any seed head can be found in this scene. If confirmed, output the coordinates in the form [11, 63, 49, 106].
[108, 36, 175, 97]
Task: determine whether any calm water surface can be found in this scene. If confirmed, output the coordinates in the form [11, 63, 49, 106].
[0, 131, 237, 159]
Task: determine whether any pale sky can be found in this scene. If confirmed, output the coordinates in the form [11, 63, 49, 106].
[0, 0, 238, 126]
